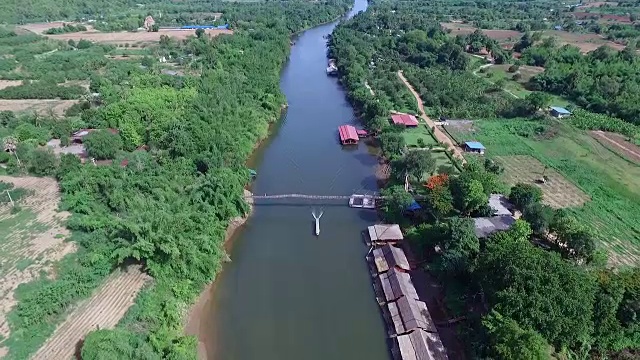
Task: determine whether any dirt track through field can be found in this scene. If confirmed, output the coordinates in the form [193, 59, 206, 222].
[0, 176, 75, 345]
[32, 265, 149, 360]
[591, 130, 640, 164]
[397, 70, 466, 163]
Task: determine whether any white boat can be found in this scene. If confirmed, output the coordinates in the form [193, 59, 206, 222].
[326, 64, 338, 75]
[349, 194, 376, 209]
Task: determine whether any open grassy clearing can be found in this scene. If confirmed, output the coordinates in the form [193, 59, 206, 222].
[0, 176, 76, 354]
[32, 265, 149, 360]
[467, 119, 640, 267]
[402, 124, 439, 147]
[481, 64, 572, 106]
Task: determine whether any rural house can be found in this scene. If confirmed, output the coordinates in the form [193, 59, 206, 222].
[391, 114, 419, 128]
[368, 224, 404, 245]
[463, 141, 485, 155]
[549, 106, 571, 118]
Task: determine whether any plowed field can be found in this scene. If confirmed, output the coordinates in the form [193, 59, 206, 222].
[32, 265, 149, 360]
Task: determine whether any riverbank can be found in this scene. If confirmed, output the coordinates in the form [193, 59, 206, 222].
[185, 189, 254, 359]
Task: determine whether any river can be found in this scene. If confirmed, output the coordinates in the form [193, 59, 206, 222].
[189, 0, 391, 358]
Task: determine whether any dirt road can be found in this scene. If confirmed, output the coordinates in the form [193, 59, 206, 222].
[397, 71, 466, 163]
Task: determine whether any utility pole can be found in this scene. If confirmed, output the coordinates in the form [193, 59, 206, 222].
[4, 190, 14, 207]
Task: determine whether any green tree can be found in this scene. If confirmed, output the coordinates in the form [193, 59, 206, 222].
[379, 132, 405, 158]
[28, 148, 57, 176]
[401, 150, 436, 181]
[380, 185, 412, 223]
[82, 329, 159, 360]
[451, 177, 487, 215]
[84, 130, 123, 160]
[426, 184, 454, 221]
[522, 202, 554, 236]
[483, 310, 552, 360]
[509, 183, 543, 210]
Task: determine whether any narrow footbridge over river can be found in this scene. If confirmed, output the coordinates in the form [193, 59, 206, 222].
[246, 194, 381, 200]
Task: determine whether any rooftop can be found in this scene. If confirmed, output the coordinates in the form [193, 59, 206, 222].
[379, 267, 419, 302]
[550, 106, 571, 115]
[396, 296, 437, 333]
[397, 329, 449, 360]
[391, 114, 419, 127]
[369, 224, 404, 241]
[474, 216, 516, 238]
[464, 141, 485, 150]
[338, 124, 359, 142]
[488, 194, 512, 216]
[373, 244, 411, 273]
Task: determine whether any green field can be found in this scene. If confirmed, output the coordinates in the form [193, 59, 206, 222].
[402, 124, 439, 147]
[462, 118, 640, 266]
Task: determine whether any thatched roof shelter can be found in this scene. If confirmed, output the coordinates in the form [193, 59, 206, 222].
[373, 244, 411, 273]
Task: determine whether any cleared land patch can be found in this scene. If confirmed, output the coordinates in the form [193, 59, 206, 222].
[440, 22, 521, 41]
[0, 100, 78, 116]
[495, 155, 590, 208]
[44, 28, 233, 45]
[32, 265, 149, 360]
[590, 130, 640, 164]
[0, 176, 76, 342]
[0, 81, 23, 90]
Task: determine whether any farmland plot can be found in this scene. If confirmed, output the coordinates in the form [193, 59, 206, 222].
[0, 176, 75, 352]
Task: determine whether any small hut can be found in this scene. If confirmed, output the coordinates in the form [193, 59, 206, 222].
[391, 114, 419, 128]
[549, 106, 571, 118]
[463, 141, 485, 155]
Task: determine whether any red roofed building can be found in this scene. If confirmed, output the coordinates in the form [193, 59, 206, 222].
[338, 125, 359, 145]
[391, 114, 419, 128]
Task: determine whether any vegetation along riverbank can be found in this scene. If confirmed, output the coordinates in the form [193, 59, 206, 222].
[330, 0, 640, 358]
[0, 0, 353, 358]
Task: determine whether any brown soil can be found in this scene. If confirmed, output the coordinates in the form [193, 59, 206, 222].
[0, 99, 78, 116]
[577, 1, 618, 7]
[397, 70, 466, 163]
[184, 189, 254, 360]
[543, 30, 626, 52]
[440, 23, 521, 41]
[31, 265, 150, 360]
[591, 130, 640, 164]
[0, 176, 76, 342]
[44, 28, 233, 45]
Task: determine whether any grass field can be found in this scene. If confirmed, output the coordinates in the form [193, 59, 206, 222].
[403, 125, 439, 147]
[461, 118, 640, 266]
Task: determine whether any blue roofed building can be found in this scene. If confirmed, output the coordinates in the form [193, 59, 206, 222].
[463, 141, 486, 155]
[549, 106, 571, 118]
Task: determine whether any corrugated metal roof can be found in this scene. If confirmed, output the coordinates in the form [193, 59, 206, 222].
[379, 268, 418, 302]
[488, 194, 512, 216]
[391, 114, 419, 126]
[397, 329, 449, 360]
[550, 106, 571, 114]
[368, 224, 404, 241]
[474, 216, 516, 238]
[464, 141, 485, 150]
[388, 301, 406, 335]
[374, 244, 410, 273]
[396, 296, 436, 333]
[338, 125, 359, 142]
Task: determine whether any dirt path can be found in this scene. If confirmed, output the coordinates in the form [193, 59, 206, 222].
[32, 265, 149, 360]
[397, 71, 466, 163]
[364, 81, 375, 96]
[591, 130, 640, 164]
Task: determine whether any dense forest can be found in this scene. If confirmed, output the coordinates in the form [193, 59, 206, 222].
[330, 1, 640, 358]
[0, 0, 352, 359]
